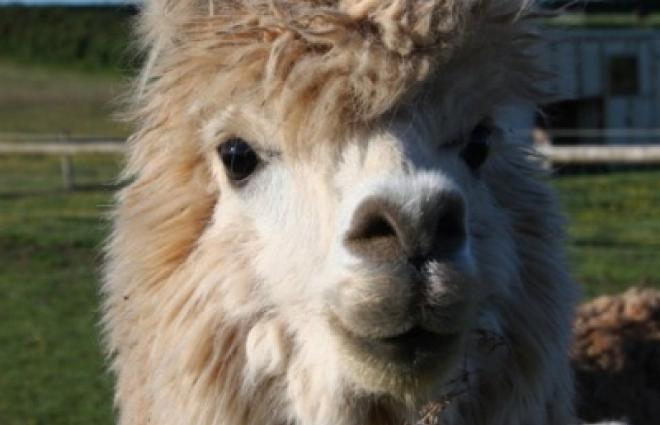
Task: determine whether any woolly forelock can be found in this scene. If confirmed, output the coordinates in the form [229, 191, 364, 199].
[130, 0, 542, 152]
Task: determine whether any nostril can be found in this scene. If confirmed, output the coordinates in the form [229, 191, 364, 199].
[433, 196, 467, 254]
[436, 205, 465, 238]
[344, 198, 403, 261]
[348, 214, 397, 242]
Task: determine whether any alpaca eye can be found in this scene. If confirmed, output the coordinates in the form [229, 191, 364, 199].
[218, 138, 260, 183]
[460, 124, 492, 171]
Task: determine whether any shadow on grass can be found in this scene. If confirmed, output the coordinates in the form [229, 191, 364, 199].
[573, 238, 660, 250]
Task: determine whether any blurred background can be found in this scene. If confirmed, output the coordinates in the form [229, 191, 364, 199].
[0, 1, 659, 424]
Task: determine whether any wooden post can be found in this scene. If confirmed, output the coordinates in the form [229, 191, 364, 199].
[59, 133, 74, 190]
[60, 155, 74, 190]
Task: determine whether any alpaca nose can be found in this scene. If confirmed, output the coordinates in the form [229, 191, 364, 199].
[344, 191, 466, 264]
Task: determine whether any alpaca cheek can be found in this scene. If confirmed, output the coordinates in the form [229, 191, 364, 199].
[469, 200, 522, 300]
[247, 166, 339, 301]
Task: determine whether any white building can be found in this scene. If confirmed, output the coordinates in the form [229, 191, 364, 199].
[530, 28, 660, 145]
[503, 28, 660, 144]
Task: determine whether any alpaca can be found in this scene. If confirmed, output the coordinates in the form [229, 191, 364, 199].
[102, 1, 577, 424]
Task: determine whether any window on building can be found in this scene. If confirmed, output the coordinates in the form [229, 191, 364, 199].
[538, 99, 605, 145]
[608, 55, 639, 96]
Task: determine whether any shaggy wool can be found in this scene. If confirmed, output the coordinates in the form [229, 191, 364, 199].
[103, 1, 579, 425]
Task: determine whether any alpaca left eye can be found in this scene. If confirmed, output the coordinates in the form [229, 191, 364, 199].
[460, 124, 492, 171]
[218, 138, 260, 183]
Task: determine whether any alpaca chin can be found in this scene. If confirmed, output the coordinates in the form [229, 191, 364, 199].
[334, 321, 465, 403]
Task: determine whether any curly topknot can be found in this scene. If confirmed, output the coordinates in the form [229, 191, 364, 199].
[130, 0, 538, 146]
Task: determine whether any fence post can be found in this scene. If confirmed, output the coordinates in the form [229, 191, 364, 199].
[59, 133, 74, 190]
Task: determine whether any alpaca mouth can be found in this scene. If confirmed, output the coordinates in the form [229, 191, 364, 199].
[357, 327, 459, 364]
[332, 317, 461, 368]
[353, 327, 460, 364]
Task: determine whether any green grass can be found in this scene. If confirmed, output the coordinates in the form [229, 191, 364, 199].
[0, 61, 130, 137]
[553, 170, 660, 298]
[0, 155, 120, 425]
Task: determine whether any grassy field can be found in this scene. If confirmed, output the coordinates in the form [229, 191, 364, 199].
[555, 171, 660, 298]
[0, 155, 119, 425]
[0, 61, 129, 137]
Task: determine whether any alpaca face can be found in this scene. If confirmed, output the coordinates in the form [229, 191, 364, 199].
[200, 99, 517, 402]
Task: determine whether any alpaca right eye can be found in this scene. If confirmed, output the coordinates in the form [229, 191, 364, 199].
[460, 123, 492, 171]
[218, 138, 260, 183]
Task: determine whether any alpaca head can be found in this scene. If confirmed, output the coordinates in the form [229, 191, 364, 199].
[105, 1, 576, 424]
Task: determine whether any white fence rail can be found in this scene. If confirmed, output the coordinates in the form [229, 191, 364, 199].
[2, 136, 660, 189]
[3, 141, 660, 163]
[0, 141, 124, 155]
[536, 145, 660, 165]
[0, 137, 124, 189]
